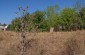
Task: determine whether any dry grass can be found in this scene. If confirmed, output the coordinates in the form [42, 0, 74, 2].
[0, 30, 85, 55]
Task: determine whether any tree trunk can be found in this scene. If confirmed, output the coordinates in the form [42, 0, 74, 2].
[50, 27, 54, 32]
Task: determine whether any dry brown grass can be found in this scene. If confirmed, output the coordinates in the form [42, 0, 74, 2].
[0, 30, 85, 55]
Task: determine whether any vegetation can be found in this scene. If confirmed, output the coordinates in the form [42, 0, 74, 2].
[7, 3, 85, 32]
[0, 23, 7, 26]
[1, 1, 85, 55]
[0, 30, 85, 55]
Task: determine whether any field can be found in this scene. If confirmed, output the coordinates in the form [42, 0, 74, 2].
[0, 30, 85, 55]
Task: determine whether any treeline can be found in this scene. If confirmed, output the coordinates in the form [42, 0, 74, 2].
[0, 23, 7, 26]
[7, 4, 85, 32]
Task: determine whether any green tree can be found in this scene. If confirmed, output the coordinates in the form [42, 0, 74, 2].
[32, 10, 47, 32]
[79, 7, 85, 29]
[53, 14, 64, 31]
[7, 18, 21, 31]
[61, 8, 81, 31]
[45, 5, 59, 31]
[7, 13, 33, 32]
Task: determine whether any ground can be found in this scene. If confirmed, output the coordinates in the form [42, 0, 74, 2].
[0, 30, 85, 55]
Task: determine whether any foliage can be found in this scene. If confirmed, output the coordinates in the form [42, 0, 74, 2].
[7, 18, 21, 32]
[32, 11, 48, 32]
[7, 4, 85, 32]
[79, 7, 85, 28]
[45, 5, 59, 27]
[60, 8, 82, 31]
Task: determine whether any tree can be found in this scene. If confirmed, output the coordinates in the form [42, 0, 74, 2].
[53, 14, 64, 31]
[60, 8, 81, 31]
[8, 4, 85, 32]
[32, 10, 47, 32]
[2, 23, 7, 26]
[79, 7, 85, 29]
[7, 18, 21, 31]
[7, 13, 33, 32]
[45, 5, 59, 32]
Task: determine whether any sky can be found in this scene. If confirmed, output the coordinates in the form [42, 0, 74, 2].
[0, 0, 85, 24]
